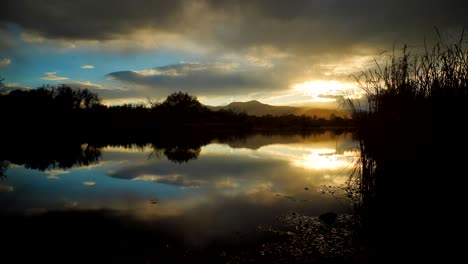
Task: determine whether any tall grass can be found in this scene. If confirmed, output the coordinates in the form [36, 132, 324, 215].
[341, 31, 468, 164]
[344, 31, 468, 130]
[341, 32, 468, 261]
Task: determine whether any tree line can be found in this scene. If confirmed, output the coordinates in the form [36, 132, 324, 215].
[1, 84, 352, 139]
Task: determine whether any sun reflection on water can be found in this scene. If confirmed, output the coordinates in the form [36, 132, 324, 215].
[292, 148, 355, 170]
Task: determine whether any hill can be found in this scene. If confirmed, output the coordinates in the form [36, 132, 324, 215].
[207, 100, 349, 119]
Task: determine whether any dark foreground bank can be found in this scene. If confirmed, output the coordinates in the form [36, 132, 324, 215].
[1, 209, 361, 264]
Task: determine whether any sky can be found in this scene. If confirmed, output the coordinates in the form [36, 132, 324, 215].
[1, 0, 467, 107]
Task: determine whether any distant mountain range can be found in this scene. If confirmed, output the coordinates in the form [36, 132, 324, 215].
[207, 100, 349, 119]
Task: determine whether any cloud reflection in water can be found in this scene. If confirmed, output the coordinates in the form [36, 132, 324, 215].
[0, 132, 356, 246]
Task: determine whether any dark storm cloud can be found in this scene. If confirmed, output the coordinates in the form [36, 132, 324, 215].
[3, 0, 467, 54]
[0, 27, 15, 51]
[2, 0, 184, 40]
[106, 63, 287, 96]
[206, 0, 468, 54]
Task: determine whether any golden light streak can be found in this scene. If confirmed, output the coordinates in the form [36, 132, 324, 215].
[292, 80, 356, 102]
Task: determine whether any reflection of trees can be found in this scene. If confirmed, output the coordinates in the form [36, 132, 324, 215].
[0, 140, 101, 171]
[0, 161, 9, 178]
[156, 146, 201, 163]
[1, 133, 205, 169]
[349, 123, 442, 263]
[148, 132, 209, 163]
[96, 130, 353, 164]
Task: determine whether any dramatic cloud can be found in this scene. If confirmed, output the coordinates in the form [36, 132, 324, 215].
[41, 72, 69, 81]
[81, 65, 94, 69]
[2, 1, 467, 106]
[0, 58, 11, 67]
[3, 1, 467, 56]
[2, 0, 185, 40]
[0, 28, 15, 51]
[106, 62, 288, 97]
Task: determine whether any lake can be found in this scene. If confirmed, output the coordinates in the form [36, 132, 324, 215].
[0, 130, 357, 262]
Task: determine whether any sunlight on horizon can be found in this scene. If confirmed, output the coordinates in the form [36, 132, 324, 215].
[292, 80, 357, 103]
[100, 80, 360, 107]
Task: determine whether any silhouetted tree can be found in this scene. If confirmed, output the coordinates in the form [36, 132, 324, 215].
[156, 91, 210, 123]
[159, 92, 205, 112]
[77, 88, 101, 109]
[53, 85, 101, 111]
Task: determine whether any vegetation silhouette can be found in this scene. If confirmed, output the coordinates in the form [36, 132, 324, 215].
[1, 84, 352, 168]
[1, 86, 352, 141]
[0, 139, 102, 171]
[0, 127, 349, 169]
[147, 131, 207, 163]
[342, 31, 467, 262]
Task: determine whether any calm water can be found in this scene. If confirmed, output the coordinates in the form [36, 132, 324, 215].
[0, 131, 356, 247]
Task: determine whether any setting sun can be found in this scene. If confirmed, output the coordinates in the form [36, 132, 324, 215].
[292, 80, 356, 103]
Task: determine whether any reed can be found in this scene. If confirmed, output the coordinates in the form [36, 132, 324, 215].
[341, 31, 468, 261]
[344, 30, 468, 131]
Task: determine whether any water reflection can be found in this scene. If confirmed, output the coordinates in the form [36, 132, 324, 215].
[0, 160, 9, 178]
[0, 131, 356, 247]
[0, 140, 102, 171]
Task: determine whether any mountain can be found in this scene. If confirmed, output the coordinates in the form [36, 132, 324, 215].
[207, 100, 349, 119]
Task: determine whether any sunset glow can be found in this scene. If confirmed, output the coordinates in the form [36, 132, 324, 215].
[292, 80, 357, 103]
[3, 1, 460, 108]
[1, 1, 466, 262]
